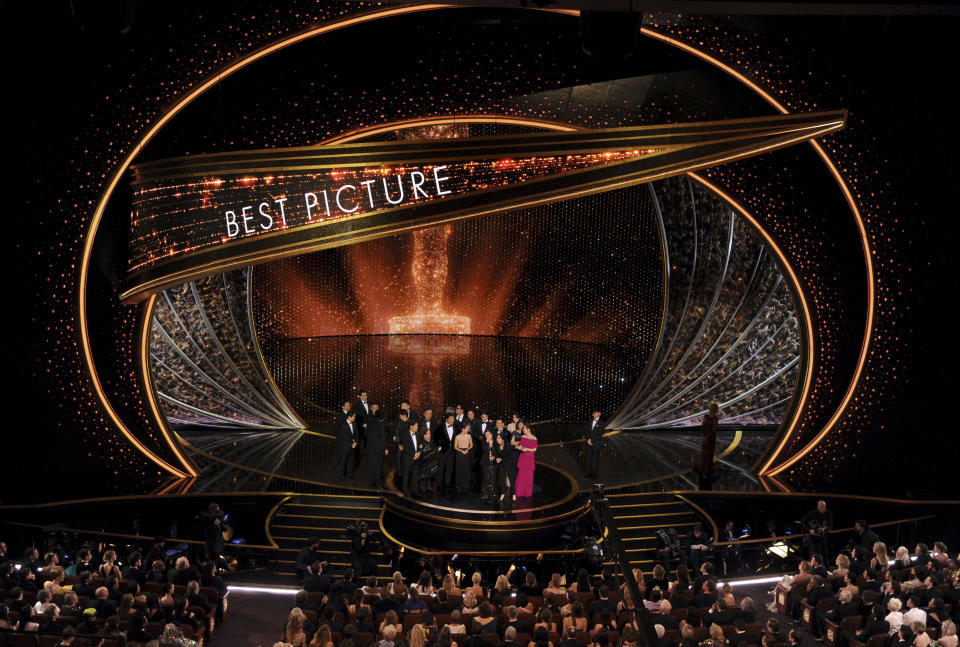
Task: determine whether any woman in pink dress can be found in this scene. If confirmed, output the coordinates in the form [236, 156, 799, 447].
[515, 422, 538, 498]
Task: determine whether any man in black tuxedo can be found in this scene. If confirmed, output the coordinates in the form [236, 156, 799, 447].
[816, 589, 858, 637]
[477, 411, 493, 440]
[707, 598, 740, 626]
[692, 579, 718, 608]
[851, 519, 880, 552]
[693, 562, 718, 594]
[804, 575, 833, 610]
[400, 399, 419, 426]
[336, 411, 358, 480]
[354, 390, 372, 424]
[584, 408, 604, 478]
[809, 554, 829, 579]
[93, 586, 117, 619]
[657, 600, 681, 629]
[353, 390, 371, 459]
[454, 404, 466, 427]
[394, 409, 411, 488]
[365, 409, 388, 488]
[502, 606, 530, 638]
[400, 420, 422, 497]
[303, 561, 332, 594]
[420, 408, 438, 439]
[731, 619, 760, 647]
[466, 409, 482, 474]
[336, 399, 352, 427]
[438, 413, 458, 491]
[559, 627, 587, 647]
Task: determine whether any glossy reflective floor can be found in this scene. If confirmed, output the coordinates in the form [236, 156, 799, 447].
[176, 426, 773, 499]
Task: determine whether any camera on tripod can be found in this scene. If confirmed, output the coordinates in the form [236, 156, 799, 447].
[657, 527, 680, 558]
[345, 520, 382, 547]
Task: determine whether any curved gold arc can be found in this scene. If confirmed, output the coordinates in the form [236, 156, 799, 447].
[636, 27, 874, 477]
[377, 508, 584, 556]
[79, 4, 456, 476]
[384, 459, 581, 516]
[264, 494, 293, 550]
[686, 172, 814, 479]
[80, 4, 865, 478]
[320, 114, 579, 145]
[140, 294, 200, 476]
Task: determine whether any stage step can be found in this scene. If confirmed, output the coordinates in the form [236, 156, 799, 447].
[266, 493, 393, 583]
[602, 490, 716, 575]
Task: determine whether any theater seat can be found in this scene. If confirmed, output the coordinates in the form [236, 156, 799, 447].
[354, 632, 376, 647]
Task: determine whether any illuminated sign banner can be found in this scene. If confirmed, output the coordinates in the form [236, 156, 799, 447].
[124, 110, 845, 301]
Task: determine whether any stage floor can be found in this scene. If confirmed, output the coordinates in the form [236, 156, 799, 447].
[176, 425, 774, 499]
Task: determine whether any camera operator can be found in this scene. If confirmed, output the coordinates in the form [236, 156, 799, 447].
[347, 520, 379, 577]
[655, 527, 680, 573]
[801, 499, 833, 561]
[296, 537, 323, 582]
[197, 503, 225, 562]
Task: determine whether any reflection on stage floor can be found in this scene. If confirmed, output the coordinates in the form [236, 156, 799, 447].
[175, 425, 774, 498]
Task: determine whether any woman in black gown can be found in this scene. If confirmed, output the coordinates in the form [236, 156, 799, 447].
[480, 429, 501, 505]
[418, 427, 440, 494]
[454, 425, 474, 495]
[495, 431, 511, 503]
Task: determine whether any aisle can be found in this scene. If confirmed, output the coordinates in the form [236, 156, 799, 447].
[220, 589, 297, 647]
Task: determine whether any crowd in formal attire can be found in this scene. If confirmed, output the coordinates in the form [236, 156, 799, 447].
[779, 535, 959, 647]
[276, 557, 782, 647]
[333, 392, 549, 506]
[1, 540, 227, 646]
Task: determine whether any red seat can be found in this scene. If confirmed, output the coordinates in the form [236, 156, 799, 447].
[355, 633, 376, 647]
[403, 614, 423, 632]
[480, 634, 501, 644]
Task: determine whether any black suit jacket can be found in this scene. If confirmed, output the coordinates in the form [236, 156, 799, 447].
[400, 430, 421, 467]
[477, 420, 495, 441]
[402, 408, 420, 426]
[303, 574, 332, 594]
[827, 602, 859, 623]
[94, 598, 117, 619]
[692, 592, 717, 608]
[365, 418, 386, 457]
[585, 417, 604, 445]
[421, 417, 439, 441]
[732, 632, 760, 647]
[502, 619, 530, 637]
[588, 599, 617, 615]
[709, 610, 739, 626]
[354, 398, 372, 422]
[806, 584, 834, 606]
[657, 614, 680, 630]
[395, 417, 411, 445]
[336, 419, 357, 454]
[438, 423, 458, 453]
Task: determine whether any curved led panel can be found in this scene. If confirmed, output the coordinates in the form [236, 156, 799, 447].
[149, 268, 304, 430]
[123, 112, 844, 303]
[607, 175, 804, 430]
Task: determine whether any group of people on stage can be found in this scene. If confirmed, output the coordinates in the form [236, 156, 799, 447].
[333, 392, 541, 505]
